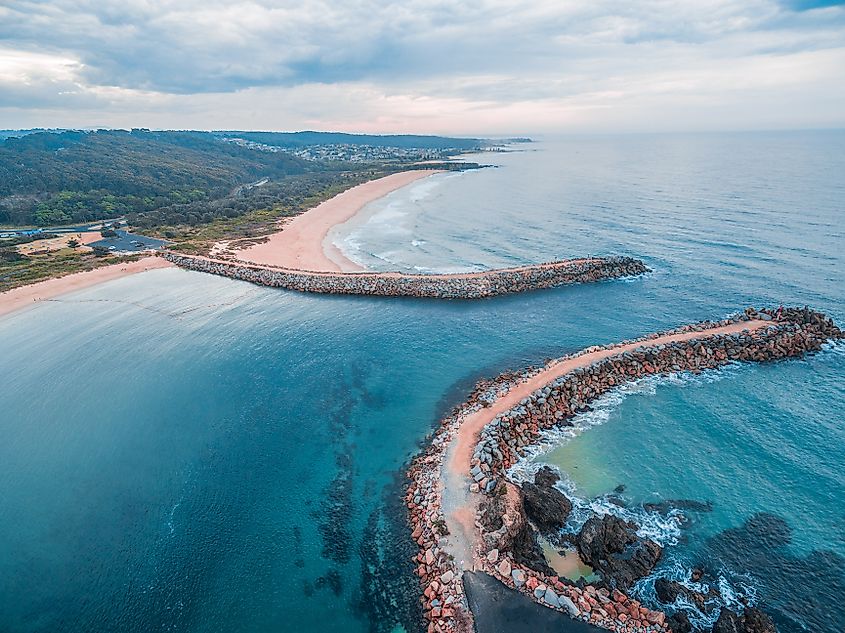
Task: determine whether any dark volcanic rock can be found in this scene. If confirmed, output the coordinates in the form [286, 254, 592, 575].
[666, 611, 693, 633]
[655, 578, 685, 604]
[511, 521, 555, 577]
[654, 577, 717, 610]
[521, 467, 572, 534]
[712, 607, 776, 633]
[713, 608, 743, 633]
[742, 608, 776, 633]
[575, 514, 662, 589]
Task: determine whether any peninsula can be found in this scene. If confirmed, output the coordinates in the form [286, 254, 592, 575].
[406, 307, 843, 633]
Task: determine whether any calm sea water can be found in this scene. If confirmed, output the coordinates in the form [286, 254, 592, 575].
[1, 131, 843, 633]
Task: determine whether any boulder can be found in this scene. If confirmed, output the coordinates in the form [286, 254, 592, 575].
[713, 608, 743, 633]
[575, 514, 662, 589]
[742, 607, 776, 633]
[666, 611, 692, 633]
[655, 578, 685, 604]
[511, 521, 556, 577]
[521, 467, 572, 534]
[654, 577, 714, 610]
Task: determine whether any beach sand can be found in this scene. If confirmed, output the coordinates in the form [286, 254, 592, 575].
[0, 256, 173, 318]
[238, 170, 443, 272]
[440, 319, 769, 571]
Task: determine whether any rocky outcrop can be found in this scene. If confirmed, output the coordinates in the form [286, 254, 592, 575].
[666, 611, 693, 633]
[713, 607, 776, 633]
[575, 515, 662, 590]
[654, 578, 719, 611]
[160, 252, 649, 299]
[520, 467, 572, 535]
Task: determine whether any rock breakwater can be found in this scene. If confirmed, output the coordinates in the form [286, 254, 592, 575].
[405, 307, 842, 633]
[159, 252, 648, 299]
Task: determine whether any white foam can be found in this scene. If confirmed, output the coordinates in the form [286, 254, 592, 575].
[630, 556, 760, 630]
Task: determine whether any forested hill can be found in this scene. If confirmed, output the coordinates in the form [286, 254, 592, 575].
[0, 129, 319, 226]
[0, 129, 487, 228]
[217, 131, 485, 150]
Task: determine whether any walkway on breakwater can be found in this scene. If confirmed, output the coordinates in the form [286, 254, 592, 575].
[405, 307, 843, 633]
[441, 318, 769, 572]
[159, 252, 648, 299]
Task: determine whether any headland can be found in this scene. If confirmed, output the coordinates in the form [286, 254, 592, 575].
[405, 307, 843, 633]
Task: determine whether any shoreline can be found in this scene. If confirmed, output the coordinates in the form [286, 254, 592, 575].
[0, 256, 174, 318]
[236, 170, 444, 272]
[405, 308, 843, 633]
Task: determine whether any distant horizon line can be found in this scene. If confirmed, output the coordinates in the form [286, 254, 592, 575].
[2, 126, 844, 139]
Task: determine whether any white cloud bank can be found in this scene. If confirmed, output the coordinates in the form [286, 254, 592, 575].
[0, 0, 843, 133]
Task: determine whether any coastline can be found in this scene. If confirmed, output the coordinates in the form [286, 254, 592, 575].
[0, 256, 174, 318]
[405, 308, 843, 633]
[237, 170, 444, 272]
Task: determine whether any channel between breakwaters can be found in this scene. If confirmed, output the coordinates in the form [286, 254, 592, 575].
[405, 307, 843, 633]
[158, 252, 648, 299]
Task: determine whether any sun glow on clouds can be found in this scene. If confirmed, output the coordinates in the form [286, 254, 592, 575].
[0, 49, 82, 85]
[0, 0, 843, 132]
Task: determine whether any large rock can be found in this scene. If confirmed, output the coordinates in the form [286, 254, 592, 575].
[520, 467, 572, 534]
[654, 577, 717, 610]
[654, 578, 684, 604]
[743, 608, 776, 633]
[713, 608, 744, 633]
[511, 521, 555, 577]
[575, 514, 662, 589]
[712, 607, 776, 633]
[666, 611, 692, 633]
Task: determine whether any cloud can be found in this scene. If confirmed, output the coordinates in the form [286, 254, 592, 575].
[0, 0, 843, 132]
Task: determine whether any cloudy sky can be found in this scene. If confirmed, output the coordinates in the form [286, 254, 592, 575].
[1, 0, 844, 134]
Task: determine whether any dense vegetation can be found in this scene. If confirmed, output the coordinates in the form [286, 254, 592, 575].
[0, 129, 487, 228]
[0, 129, 329, 226]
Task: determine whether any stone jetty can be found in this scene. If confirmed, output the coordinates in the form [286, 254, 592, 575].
[405, 307, 842, 633]
[158, 252, 648, 299]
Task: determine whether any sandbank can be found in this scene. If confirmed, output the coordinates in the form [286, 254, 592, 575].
[237, 170, 443, 272]
[0, 256, 173, 318]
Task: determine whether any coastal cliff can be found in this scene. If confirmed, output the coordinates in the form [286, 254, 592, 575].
[158, 252, 648, 299]
[405, 308, 842, 633]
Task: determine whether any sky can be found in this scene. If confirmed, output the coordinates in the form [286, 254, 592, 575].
[1, 0, 844, 135]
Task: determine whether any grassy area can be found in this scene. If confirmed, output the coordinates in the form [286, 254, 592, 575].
[150, 171, 380, 255]
[0, 248, 142, 293]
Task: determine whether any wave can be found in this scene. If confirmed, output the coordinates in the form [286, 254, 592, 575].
[632, 557, 759, 630]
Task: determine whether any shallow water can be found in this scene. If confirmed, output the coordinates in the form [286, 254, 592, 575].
[1, 131, 843, 632]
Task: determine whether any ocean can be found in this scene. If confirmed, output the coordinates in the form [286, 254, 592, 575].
[0, 131, 842, 633]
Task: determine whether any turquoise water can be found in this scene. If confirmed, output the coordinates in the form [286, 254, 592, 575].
[1, 131, 843, 632]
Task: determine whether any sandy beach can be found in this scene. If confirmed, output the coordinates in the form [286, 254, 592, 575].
[238, 170, 442, 272]
[0, 256, 173, 318]
[440, 318, 769, 572]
